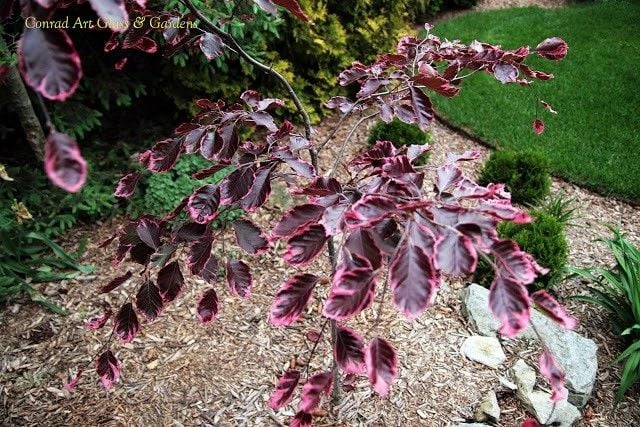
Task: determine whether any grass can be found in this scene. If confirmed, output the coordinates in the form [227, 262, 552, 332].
[431, 0, 640, 202]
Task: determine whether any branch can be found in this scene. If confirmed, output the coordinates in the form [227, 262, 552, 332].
[329, 112, 377, 178]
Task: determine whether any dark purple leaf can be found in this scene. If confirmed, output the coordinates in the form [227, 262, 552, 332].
[267, 370, 301, 409]
[389, 241, 439, 319]
[18, 28, 82, 101]
[344, 229, 381, 269]
[216, 123, 241, 161]
[188, 185, 220, 224]
[240, 165, 273, 212]
[199, 131, 220, 160]
[269, 273, 319, 326]
[173, 222, 208, 243]
[129, 242, 154, 265]
[115, 302, 139, 344]
[539, 351, 568, 402]
[249, 111, 278, 131]
[435, 229, 477, 275]
[100, 271, 132, 293]
[290, 411, 313, 427]
[147, 138, 182, 172]
[338, 62, 368, 86]
[192, 164, 229, 180]
[150, 243, 177, 268]
[299, 371, 333, 412]
[196, 288, 219, 324]
[536, 37, 568, 60]
[199, 256, 220, 284]
[96, 350, 120, 390]
[296, 177, 342, 196]
[334, 325, 366, 374]
[136, 218, 161, 250]
[135, 281, 163, 321]
[44, 131, 87, 192]
[232, 219, 269, 255]
[273, 149, 315, 178]
[283, 224, 328, 266]
[272, 204, 325, 239]
[220, 165, 256, 204]
[157, 261, 184, 303]
[187, 233, 213, 274]
[532, 290, 577, 330]
[226, 259, 252, 299]
[183, 128, 205, 154]
[409, 86, 434, 131]
[344, 195, 395, 228]
[88, 0, 128, 32]
[323, 257, 377, 320]
[114, 172, 140, 198]
[198, 32, 225, 60]
[365, 337, 398, 396]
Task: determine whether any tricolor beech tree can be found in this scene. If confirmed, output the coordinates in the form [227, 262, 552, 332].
[2, 1, 573, 425]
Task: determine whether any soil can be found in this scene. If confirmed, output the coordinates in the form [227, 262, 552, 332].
[2, 1, 638, 426]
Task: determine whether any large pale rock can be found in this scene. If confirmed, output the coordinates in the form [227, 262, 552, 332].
[511, 359, 581, 427]
[474, 390, 500, 422]
[531, 315, 598, 408]
[462, 284, 598, 407]
[461, 336, 506, 368]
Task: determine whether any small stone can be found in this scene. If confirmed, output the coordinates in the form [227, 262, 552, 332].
[525, 390, 581, 427]
[474, 390, 500, 422]
[461, 336, 506, 368]
[499, 376, 517, 391]
[511, 359, 536, 395]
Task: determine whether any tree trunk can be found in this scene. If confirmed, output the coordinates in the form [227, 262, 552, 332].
[0, 37, 46, 160]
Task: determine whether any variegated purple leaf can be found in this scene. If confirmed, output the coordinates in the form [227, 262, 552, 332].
[283, 224, 328, 266]
[334, 325, 366, 374]
[232, 219, 269, 255]
[114, 172, 140, 198]
[269, 273, 319, 326]
[226, 259, 252, 299]
[409, 86, 434, 131]
[344, 195, 396, 228]
[272, 204, 325, 239]
[84, 306, 112, 330]
[539, 351, 568, 402]
[532, 290, 577, 330]
[240, 165, 273, 212]
[198, 32, 225, 60]
[147, 138, 182, 172]
[299, 371, 333, 412]
[188, 185, 220, 224]
[136, 218, 160, 250]
[220, 165, 256, 204]
[365, 337, 398, 396]
[115, 302, 139, 344]
[267, 369, 301, 409]
[435, 229, 477, 275]
[489, 272, 531, 337]
[96, 350, 120, 390]
[187, 233, 213, 274]
[100, 271, 132, 293]
[196, 288, 219, 324]
[135, 281, 163, 321]
[157, 261, 184, 303]
[44, 131, 87, 192]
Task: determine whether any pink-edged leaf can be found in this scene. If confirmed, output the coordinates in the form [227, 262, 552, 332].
[283, 224, 328, 266]
[344, 229, 382, 269]
[18, 28, 82, 101]
[272, 204, 325, 239]
[334, 325, 366, 374]
[272, 0, 310, 22]
[220, 165, 256, 204]
[407, 144, 431, 162]
[147, 138, 182, 172]
[100, 271, 132, 293]
[114, 172, 140, 198]
[183, 128, 205, 154]
[249, 111, 278, 131]
[446, 150, 482, 163]
[320, 200, 349, 237]
[64, 368, 83, 393]
[299, 371, 333, 412]
[325, 96, 356, 113]
[296, 177, 342, 196]
[493, 240, 539, 284]
[409, 86, 434, 131]
[196, 288, 219, 324]
[338, 62, 368, 86]
[187, 233, 213, 274]
[84, 306, 112, 330]
[291, 411, 313, 427]
[96, 350, 120, 390]
[489, 272, 531, 337]
[192, 164, 229, 180]
[188, 185, 220, 224]
[269, 273, 319, 326]
[198, 32, 225, 60]
[44, 131, 87, 192]
[476, 201, 532, 223]
[389, 241, 439, 319]
[494, 61, 518, 83]
[226, 259, 252, 299]
[273, 149, 315, 178]
[533, 119, 545, 135]
[88, 0, 128, 32]
[344, 195, 396, 228]
[240, 165, 273, 212]
[435, 229, 477, 275]
[532, 290, 577, 330]
[365, 337, 398, 397]
[199, 256, 219, 284]
[436, 163, 463, 194]
[172, 222, 207, 243]
[157, 261, 184, 303]
[135, 281, 163, 321]
[232, 219, 269, 255]
[536, 37, 568, 60]
[162, 196, 188, 222]
[323, 257, 377, 321]
[136, 218, 160, 250]
[539, 351, 568, 402]
[267, 369, 301, 409]
[115, 302, 139, 343]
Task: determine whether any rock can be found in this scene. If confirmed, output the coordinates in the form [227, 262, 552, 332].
[499, 376, 517, 391]
[461, 336, 506, 368]
[474, 390, 500, 422]
[511, 360, 581, 427]
[463, 284, 598, 407]
[531, 314, 598, 408]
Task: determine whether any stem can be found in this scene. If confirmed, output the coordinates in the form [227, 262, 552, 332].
[329, 112, 377, 178]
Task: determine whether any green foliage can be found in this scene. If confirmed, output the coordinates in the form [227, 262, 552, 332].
[432, 2, 640, 201]
[478, 150, 551, 205]
[130, 155, 241, 226]
[474, 210, 568, 291]
[367, 119, 431, 165]
[541, 192, 577, 226]
[570, 229, 640, 402]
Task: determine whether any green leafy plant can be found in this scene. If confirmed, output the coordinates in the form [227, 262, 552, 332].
[367, 119, 431, 165]
[570, 229, 640, 402]
[478, 150, 551, 205]
[541, 192, 578, 226]
[474, 210, 568, 290]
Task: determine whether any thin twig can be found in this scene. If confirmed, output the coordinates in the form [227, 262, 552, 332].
[329, 112, 377, 178]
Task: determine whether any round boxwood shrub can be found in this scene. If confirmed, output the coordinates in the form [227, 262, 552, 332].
[478, 150, 551, 205]
[367, 119, 431, 165]
[472, 210, 568, 291]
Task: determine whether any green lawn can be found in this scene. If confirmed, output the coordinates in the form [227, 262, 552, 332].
[432, 1, 640, 201]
